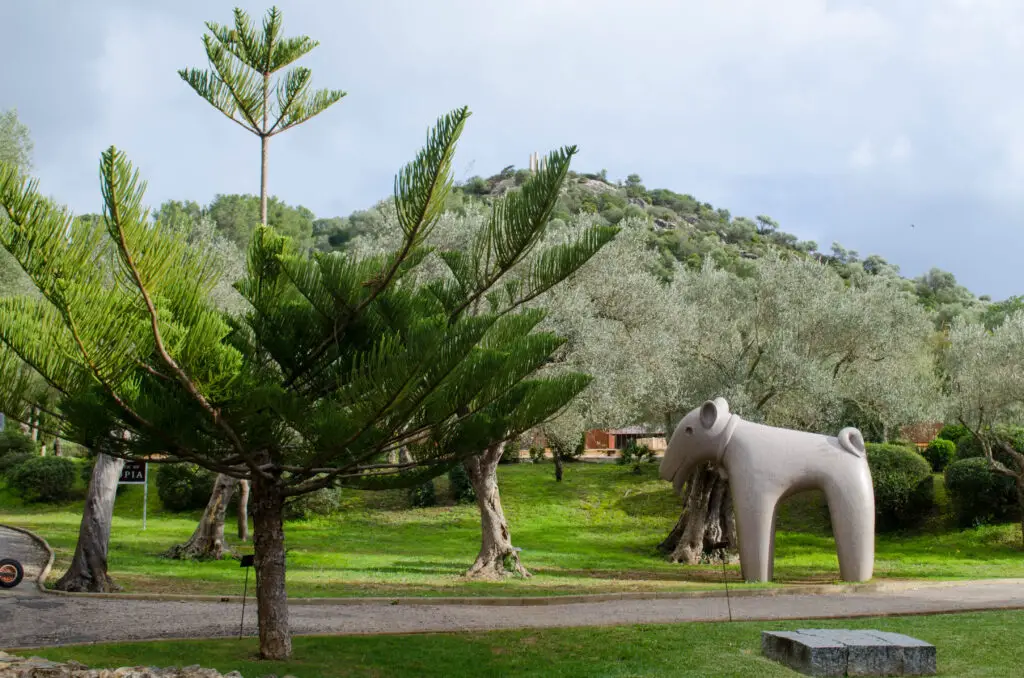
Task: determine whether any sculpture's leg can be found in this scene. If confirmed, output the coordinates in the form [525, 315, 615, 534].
[824, 479, 875, 582]
[767, 502, 780, 581]
[732, 483, 779, 583]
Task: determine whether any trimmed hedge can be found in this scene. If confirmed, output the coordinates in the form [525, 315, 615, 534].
[0, 430, 37, 457]
[936, 424, 970, 443]
[408, 480, 437, 508]
[447, 464, 476, 504]
[923, 438, 956, 472]
[865, 443, 934, 531]
[0, 452, 32, 477]
[156, 463, 216, 512]
[283, 487, 343, 520]
[8, 456, 76, 502]
[944, 457, 1019, 527]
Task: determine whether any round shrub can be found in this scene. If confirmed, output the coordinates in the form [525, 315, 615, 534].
[499, 446, 521, 464]
[156, 463, 216, 512]
[936, 424, 969, 443]
[0, 452, 32, 477]
[0, 430, 37, 457]
[448, 464, 476, 504]
[944, 457, 1019, 528]
[922, 438, 956, 472]
[865, 443, 935, 531]
[283, 487, 342, 520]
[8, 456, 76, 502]
[955, 433, 984, 460]
[408, 480, 437, 508]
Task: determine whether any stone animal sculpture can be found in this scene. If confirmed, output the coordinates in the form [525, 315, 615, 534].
[659, 397, 874, 583]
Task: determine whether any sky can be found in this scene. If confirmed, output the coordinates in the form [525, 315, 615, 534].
[4, 0, 1024, 300]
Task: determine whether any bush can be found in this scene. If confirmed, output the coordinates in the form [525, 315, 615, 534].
[528, 445, 546, 463]
[447, 464, 476, 504]
[865, 443, 934, 531]
[922, 438, 956, 472]
[408, 480, 437, 508]
[156, 463, 216, 512]
[0, 452, 32, 477]
[284, 487, 342, 520]
[937, 424, 970, 442]
[499, 446, 521, 464]
[0, 430, 37, 457]
[8, 456, 76, 502]
[955, 433, 984, 460]
[944, 458, 1019, 527]
[618, 441, 655, 474]
[954, 431, 1017, 468]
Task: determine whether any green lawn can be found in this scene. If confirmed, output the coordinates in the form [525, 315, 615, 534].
[25, 610, 1024, 677]
[1, 462, 1021, 598]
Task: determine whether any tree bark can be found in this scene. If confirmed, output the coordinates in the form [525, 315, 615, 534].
[464, 443, 529, 578]
[251, 475, 291, 660]
[658, 465, 737, 564]
[53, 437, 63, 456]
[54, 454, 124, 592]
[237, 479, 250, 541]
[164, 474, 238, 560]
[553, 449, 564, 482]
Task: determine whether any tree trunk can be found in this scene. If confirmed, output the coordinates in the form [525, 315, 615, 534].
[164, 474, 238, 560]
[53, 437, 63, 456]
[251, 475, 291, 660]
[237, 479, 250, 541]
[29, 408, 38, 442]
[0, 412, 5, 430]
[54, 454, 124, 592]
[658, 465, 737, 564]
[553, 449, 564, 482]
[464, 443, 529, 579]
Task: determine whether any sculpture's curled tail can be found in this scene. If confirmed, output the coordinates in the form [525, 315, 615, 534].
[838, 427, 866, 457]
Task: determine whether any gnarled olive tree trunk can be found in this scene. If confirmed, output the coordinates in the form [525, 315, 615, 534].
[164, 473, 238, 560]
[464, 443, 529, 578]
[658, 464, 737, 564]
[54, 453, 124, 592]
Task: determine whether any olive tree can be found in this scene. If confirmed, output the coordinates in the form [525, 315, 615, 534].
[657, 254, 941, 564]
[945, 312, 1024, 545]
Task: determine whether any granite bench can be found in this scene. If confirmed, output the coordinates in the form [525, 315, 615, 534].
[762, 629, 936, 676]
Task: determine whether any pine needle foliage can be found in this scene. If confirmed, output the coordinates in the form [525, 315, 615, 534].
[179, 6, 345, 226]
[0, 106, 617, 498]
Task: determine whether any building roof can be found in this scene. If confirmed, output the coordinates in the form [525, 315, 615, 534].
[608, 426, 664, 436]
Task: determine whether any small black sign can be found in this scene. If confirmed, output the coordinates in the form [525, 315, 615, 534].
[240, 554, 255, 568]
[118, 461, 147, 484]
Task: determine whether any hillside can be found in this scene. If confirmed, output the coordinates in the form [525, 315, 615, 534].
[145, 165, 1021, 330]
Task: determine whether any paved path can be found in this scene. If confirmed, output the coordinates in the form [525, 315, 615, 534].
[0, 526, 48, 597]
[3, 526, 1024, 649]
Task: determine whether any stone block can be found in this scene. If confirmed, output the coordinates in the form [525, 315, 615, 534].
[761, 629, 936, 676]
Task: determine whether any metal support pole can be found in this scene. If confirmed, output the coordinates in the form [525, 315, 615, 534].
[142, 463, 148, 531]
[239, 566, 250, 640]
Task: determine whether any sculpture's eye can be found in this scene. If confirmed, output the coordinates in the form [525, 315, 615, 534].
[685, 426, 693, 435]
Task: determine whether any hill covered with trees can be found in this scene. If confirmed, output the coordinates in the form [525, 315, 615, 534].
[140, 164, 1021, 333]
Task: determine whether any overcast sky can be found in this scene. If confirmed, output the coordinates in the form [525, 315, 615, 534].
[5, 0, 1024, 299]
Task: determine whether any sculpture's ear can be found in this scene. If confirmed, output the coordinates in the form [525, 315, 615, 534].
[713, 397, 730, 416]
[700, 400, 720, 429]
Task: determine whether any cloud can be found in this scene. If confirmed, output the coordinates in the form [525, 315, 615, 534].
[4, 0, 1024, 299]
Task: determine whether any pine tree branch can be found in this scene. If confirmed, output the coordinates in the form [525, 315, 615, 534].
[101, 148, 269, 481]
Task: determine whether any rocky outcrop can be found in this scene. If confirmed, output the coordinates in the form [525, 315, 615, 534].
[0, 652, 260, 678]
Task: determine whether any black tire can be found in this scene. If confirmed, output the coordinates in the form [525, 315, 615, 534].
[0, 558, 24, 589]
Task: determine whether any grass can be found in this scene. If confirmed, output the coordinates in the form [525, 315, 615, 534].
[23, 610, 1024, 677]
[1, 461, 1021, 598]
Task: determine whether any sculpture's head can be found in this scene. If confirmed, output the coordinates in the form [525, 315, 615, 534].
[659, 397, 734, 493]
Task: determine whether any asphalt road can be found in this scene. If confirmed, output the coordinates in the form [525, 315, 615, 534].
[3, 526, 1024, 650]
